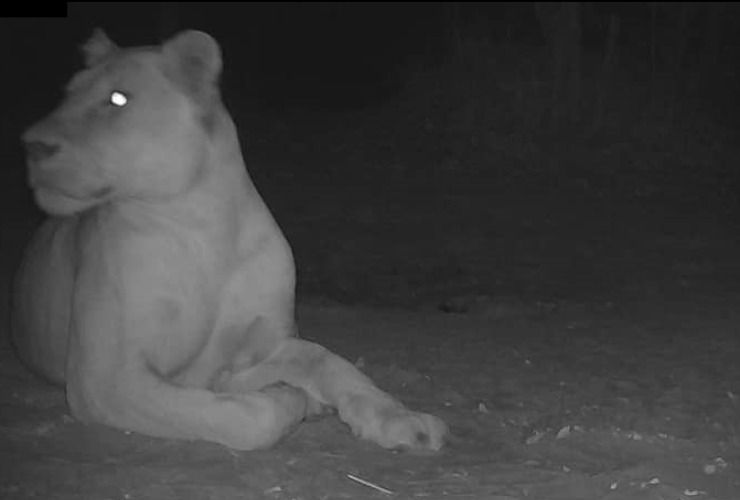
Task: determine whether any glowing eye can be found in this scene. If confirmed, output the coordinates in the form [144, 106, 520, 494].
[109, 91, 128, 107]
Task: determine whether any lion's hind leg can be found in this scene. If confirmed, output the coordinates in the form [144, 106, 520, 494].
[214, 338, 448, 451]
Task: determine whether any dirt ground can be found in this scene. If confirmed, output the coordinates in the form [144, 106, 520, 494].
[2, 170, 739, 500]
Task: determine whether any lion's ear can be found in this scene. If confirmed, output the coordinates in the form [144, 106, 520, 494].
[161, 30, 222, 98]
[82, 29, 118, 66]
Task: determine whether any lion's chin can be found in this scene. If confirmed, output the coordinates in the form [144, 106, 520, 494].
[33, 187, 100, 216]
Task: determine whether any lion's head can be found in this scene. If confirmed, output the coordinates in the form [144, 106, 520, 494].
[22, 30, 225, 216]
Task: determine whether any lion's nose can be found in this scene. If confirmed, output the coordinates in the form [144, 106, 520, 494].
[24, 140, 61, 164]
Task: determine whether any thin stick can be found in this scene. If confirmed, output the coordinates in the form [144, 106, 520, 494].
[346, 473, 395, 495]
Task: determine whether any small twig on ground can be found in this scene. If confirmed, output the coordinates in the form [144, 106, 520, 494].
[346, 473, 395, 495]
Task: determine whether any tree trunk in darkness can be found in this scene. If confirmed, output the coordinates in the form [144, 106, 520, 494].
[159, 2, 180, 40]
[535, 2, 582, 130]
[703, 2, 724, 71]
[594, 13, 620, 131]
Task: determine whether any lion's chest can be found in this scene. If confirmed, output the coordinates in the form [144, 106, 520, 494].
[74, 214, 229, 375]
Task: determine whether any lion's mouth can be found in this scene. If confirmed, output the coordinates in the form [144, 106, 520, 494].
[30, 178, 112, 202]
[31, 182, 83, 201]
[31, 182, 113, 216]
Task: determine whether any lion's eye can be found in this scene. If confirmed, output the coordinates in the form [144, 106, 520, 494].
[109, 91, 129, 107]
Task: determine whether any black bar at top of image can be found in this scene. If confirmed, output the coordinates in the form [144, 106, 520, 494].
[3, 2, 68, 18]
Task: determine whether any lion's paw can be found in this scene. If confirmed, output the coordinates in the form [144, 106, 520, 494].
[341, 397, 448, 452]
[375, 409, 448, 452]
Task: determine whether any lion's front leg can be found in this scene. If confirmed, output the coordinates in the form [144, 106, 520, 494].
[214, 338, 448, 451]
[65, 266, 310, 451]
[65, 353, 310, 450]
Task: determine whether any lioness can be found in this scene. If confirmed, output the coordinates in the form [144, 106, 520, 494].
[12, 30, 447, 451]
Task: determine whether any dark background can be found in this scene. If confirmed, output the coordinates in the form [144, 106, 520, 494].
[3, 2, 740, 306]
